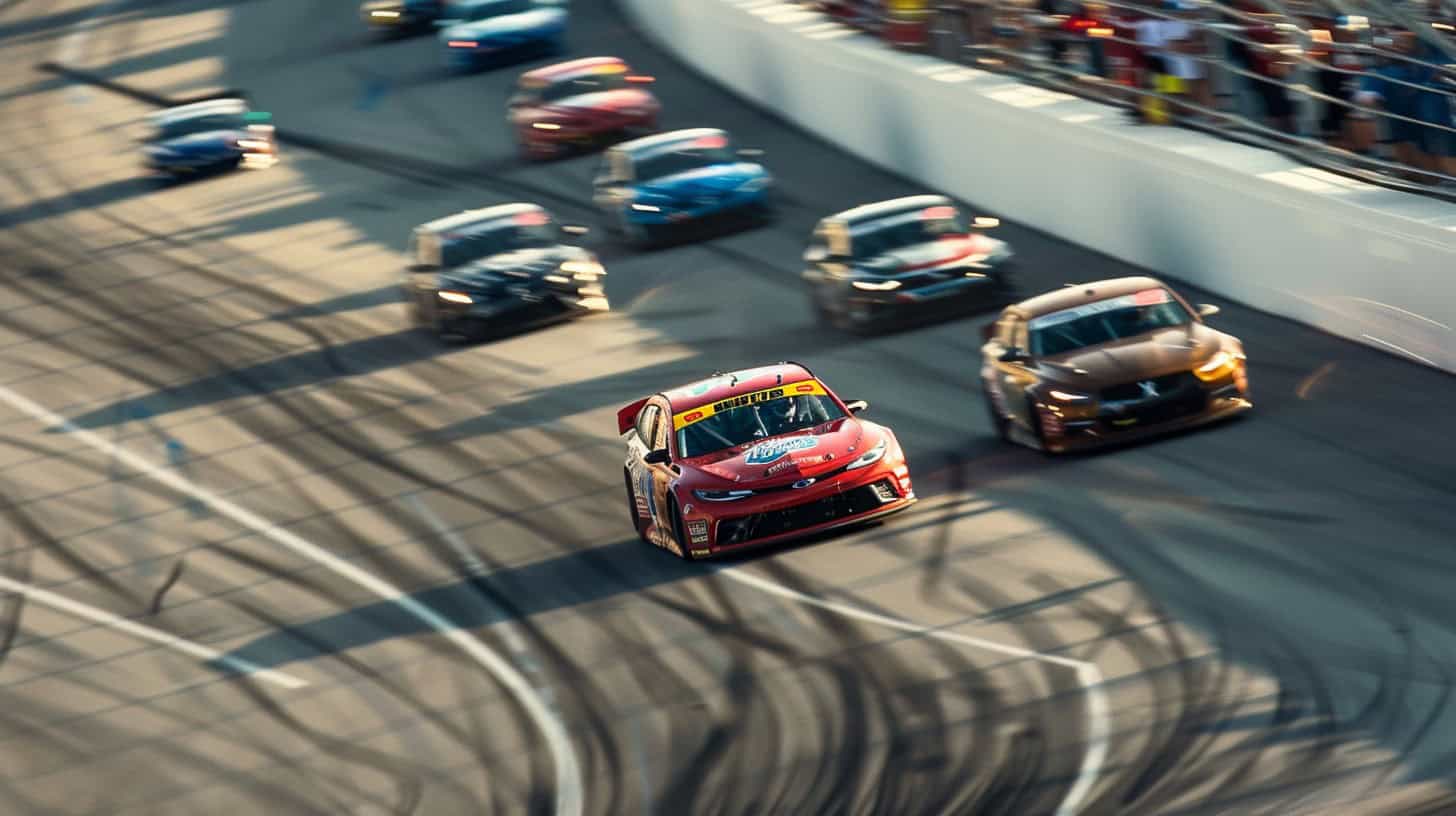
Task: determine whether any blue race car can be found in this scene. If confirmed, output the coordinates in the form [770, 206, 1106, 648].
[140, 98, 277, 181]
[438, 0, 567, 72]
[591, 128, 775, 247]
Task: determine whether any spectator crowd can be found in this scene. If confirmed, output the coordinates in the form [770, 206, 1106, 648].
[806, 0, 1456, 187]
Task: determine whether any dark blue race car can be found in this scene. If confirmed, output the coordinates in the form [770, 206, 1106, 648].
[140, 98, 277, 181]
[437, 0, 567, 71]
[591, 128, 775, 247]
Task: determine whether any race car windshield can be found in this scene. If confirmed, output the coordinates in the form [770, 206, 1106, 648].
[677, 395, 845, 458]
[536, 73, 629, 103]
[1029, 291, 1192, 356]
[155, 114, 247, 140]
[851, 212, 965, 258]
[635, 146, 735, 181]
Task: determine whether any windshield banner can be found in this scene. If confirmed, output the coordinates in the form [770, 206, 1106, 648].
[672, 380, 828, 430]
[1029, 288, 1170, 329]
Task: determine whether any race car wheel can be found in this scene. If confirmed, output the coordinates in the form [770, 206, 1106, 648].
[624, 470, 649, 542]
[666, 497, 695, 561]
[1026, 397, 1055, 455]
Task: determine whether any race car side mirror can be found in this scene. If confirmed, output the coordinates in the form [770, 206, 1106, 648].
[561, 224, 590, 237]
[644, 449, 671, 466]
[1197, 303, 1220, 317]
[845, 400, 868, 414]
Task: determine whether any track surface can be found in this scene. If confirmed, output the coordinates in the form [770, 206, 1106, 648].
[1, 0, 1455, 813]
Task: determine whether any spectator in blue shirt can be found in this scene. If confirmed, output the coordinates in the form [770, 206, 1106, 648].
[1355, 31, 1435, 175]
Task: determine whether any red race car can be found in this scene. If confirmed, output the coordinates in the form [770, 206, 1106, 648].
[618, 362, 916, 560]
[507, 56, 660, 160]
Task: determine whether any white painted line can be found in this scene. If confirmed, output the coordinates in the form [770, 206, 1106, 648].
[1342, 298, 1453, 332]
[807, 27, 856, 40]
[0, 385, 583, 816]
[796, 21, 843, 34]
[721, 567, 1109, 816]
[1360, 334, 1439, 368]
[0, 574, 307, 689]
[1061, 113, 1102, 124]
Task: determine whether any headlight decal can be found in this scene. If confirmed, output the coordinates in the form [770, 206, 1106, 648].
[844, 438, 888, 471]
[693, 489, 755, 502]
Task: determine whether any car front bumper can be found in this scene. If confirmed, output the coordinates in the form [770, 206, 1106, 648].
[1038, 380, 1251, 453]
[681, 461, 916, 558]
[624, 188, 771, 227]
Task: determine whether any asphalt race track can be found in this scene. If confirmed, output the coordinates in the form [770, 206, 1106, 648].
[2, 1, 1456, 814]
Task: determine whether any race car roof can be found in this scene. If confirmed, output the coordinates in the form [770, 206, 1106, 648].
[825, 195, 954, 227]
[519, 56, 628, 84]
[662, 363, 817, 413]
[616, 128, 728, 160]
[148, 98, 248, 125]
[416, 203, 546, 235]
[1008, 276, 1168, 320]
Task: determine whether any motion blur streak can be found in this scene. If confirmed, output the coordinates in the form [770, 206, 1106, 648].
[719, 566, 1110, 816]
[0, 381, 585, 816]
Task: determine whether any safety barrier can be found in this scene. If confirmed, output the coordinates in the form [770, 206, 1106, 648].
[619, 0, 1456, 374]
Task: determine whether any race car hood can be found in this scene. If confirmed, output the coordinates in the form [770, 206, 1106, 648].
[146, 130, 243, 156]
[634, 163, 767, 200]
[680, 418, 880, 488]
[437, 245, 588, 294]
[1036, 322, 1228, 386]
[529, 88, 656, 119]
[857, 234, 1007, 276]
[441, 7, 565, 41]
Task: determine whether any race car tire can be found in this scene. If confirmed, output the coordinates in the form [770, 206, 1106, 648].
[984, 387, 1011, 442]
[667, 497, 696, 561]
[624, 470, 649, 542]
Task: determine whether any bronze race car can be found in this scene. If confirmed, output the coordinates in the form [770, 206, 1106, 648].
[980, 276, 1251, 453]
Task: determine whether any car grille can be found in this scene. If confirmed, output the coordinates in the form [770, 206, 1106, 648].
[716, 479, 899, 546]
[1099, 371, 1196, 403]
[1094, 375, 1211, 434]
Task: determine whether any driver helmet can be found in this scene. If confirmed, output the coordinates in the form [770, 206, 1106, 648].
[763, 397, 799, 431]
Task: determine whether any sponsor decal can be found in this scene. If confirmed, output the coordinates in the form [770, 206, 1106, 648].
[764, 457, 799, 476]
[671, 380, 829, 430]
[744, 436, 818, 465]
[1132, 287, 1171, 306]
[691, 134, 727, 149]
[791, 478, 816, 490]
[691, 548, 711, 557]
[514, 210, 550, 227]
[686, 519, 709, 544]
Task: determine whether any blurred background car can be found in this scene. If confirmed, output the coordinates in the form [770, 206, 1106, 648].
[802, 195, 1014, 332]
[140, 98, 277, 182]
[617, 362, 915, 560]
[402, 203, 606, 340]
[591, 128, 774, 247]
[360, 0, 445, 34]
[438, 0, 568, 72]
[979, 276, 1251, 454]
[508, 57, 661, 160]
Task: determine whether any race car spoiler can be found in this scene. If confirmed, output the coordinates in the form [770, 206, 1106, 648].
[617, 397, 649, 436]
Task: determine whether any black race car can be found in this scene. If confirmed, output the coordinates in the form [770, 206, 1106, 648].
[361, 0, 444, 33]
[402, 203, 608, 340]
[802, 195, 1014, 332]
